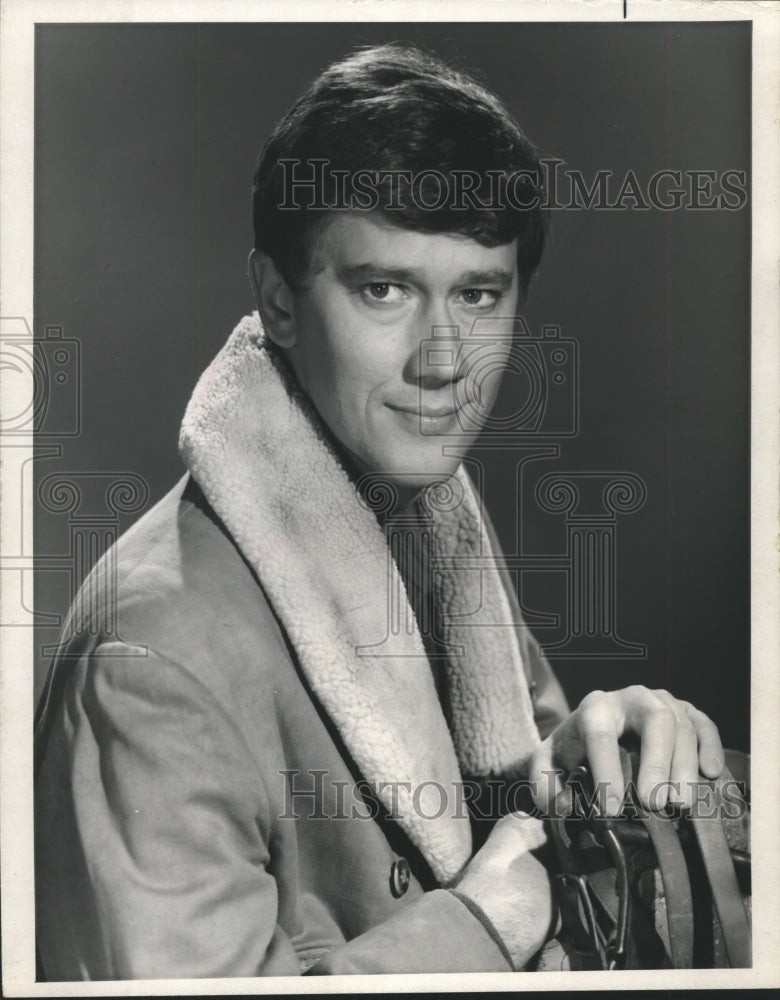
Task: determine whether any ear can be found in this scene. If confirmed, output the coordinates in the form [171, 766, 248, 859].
[247, 248, 298, 349]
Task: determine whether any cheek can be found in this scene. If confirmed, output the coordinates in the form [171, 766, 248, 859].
[300, 307, 391, 426]
[326, 310, 402, 397]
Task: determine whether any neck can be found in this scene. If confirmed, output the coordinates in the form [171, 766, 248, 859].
[331, 440, 426, 527]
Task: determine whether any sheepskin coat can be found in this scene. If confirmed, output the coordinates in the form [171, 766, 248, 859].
[34, 313, 569, 980]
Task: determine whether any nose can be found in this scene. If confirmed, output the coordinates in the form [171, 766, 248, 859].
[403, 301, 465, 392]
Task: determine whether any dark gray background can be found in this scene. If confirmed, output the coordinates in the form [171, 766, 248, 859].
[34, 22, 750, 750]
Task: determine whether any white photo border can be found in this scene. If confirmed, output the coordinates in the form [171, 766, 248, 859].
[1, 0, 778, 994]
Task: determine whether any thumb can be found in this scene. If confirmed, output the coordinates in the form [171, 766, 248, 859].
[489, 810, 549, 855]
[456, 811, 547, 885]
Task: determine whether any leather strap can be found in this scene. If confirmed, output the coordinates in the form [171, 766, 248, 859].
[639, 808, 694, 967]
[688, 771, 752, 968]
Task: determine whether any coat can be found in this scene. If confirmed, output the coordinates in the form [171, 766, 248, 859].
[34, 313, 570, 980]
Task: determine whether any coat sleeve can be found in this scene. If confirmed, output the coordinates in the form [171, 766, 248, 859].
[35, 642, 514, 980]
[518, 626, 571, 741]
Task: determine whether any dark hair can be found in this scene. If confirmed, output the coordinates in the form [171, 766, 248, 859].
[252, 44, 549, 293]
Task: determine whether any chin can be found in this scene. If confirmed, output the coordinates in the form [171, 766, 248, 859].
[381, 443, 467, 485]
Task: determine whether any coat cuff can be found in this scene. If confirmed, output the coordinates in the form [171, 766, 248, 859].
[308, 888, 514, 974]
[446, 889, 516, 969]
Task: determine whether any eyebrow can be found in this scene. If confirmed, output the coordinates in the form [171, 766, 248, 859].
[337, 263, 515, 291]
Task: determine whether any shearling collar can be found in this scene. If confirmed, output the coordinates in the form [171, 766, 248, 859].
[179, 313, 540, 884]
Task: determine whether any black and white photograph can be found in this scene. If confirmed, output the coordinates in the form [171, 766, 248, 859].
[1, 0, 778, 993]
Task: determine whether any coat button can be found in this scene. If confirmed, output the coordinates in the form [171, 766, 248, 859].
[390, 858, 410, 898]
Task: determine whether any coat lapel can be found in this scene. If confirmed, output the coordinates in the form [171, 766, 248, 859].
[179, 313, 540, 884]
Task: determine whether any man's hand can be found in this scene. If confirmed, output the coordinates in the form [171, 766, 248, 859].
[527, 685, 725, 815]
[454, 812, 555, 970]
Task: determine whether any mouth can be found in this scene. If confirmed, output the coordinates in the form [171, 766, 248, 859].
[386, 401, 462, 434]
[390, 404, 458, 418]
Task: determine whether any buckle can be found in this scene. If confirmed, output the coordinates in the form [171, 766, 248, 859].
[597, 824, 630, 970]
[554, 872, 609, 968]
[550, 773, 633, 970]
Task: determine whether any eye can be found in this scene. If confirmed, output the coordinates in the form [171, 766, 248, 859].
[361, 282, 407, 305]
[459, 288, 502, 309]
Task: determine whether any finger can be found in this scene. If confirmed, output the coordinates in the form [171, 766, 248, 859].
[653, 691, 698, 809]
[526, 735, 566, 814]
[687, 704, 725, 778]
[627, 689, 677, 810]
[574, 691, 624, 816]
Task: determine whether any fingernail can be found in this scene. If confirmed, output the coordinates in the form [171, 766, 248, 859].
[703, 755, 723, 777]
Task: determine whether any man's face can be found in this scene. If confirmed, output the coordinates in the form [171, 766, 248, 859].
[283, 212, 520, 489]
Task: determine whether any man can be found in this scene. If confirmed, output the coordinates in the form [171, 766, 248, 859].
[34, 44, 724, 979]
